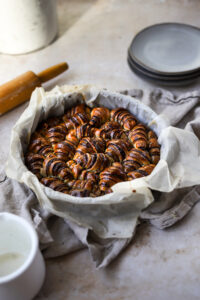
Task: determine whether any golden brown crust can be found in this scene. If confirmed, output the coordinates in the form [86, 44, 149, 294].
[111, 108, 137, 130]
[95, 121, 127, 140]
[99, 162, 126, 193]
[90, 107, 110, 127]
[42, 156, 73, 180]
[127, 164, 156, 180]
[67, 179, 100, 195]
[123, 148, 151, 173]
[76, 153, 110, 172]
[53, 140, 77, 161]
[25, 103, 160, 197]
[40, 177, 69, 193]
[64, 104, 91, 119]
[79, 170, 99, 181]
[148, 131, 160, 164]
[46, 124, 67, 144]
[105, 139, 131, 162]
[25, 153, 44, 179]
[66, 160, 82, 179]
[28, 134, 53, 156]
[128, 124, 148, 149]
[74, 137, 106, 160]
[71, 124, 95, 139]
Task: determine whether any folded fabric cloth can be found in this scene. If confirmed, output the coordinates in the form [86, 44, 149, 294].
[1, 87, 200, 268]
[123, 88, 200, 230]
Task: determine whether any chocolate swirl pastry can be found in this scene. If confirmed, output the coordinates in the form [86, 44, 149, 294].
[25, 104, 160, 197]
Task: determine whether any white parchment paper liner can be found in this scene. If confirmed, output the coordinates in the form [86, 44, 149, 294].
[6, 85, 200, 239]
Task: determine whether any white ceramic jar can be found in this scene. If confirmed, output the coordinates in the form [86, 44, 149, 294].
[0, 0, 58, 54]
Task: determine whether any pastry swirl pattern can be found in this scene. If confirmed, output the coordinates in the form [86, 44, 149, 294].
[25, 104, 160, 197]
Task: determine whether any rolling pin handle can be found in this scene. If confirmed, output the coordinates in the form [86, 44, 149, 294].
[0, 62, 69, 115]
[37, 62, 69, 83]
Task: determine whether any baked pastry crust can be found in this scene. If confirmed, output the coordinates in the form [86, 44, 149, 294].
[25, 104, 160, 197]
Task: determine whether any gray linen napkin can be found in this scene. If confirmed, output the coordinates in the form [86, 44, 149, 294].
[1, 88, 200, 268]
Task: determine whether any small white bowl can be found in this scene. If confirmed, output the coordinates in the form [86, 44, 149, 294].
[0, 212, 45, 300]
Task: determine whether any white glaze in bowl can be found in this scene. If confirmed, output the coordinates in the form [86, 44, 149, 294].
[0, 213, 45, 300]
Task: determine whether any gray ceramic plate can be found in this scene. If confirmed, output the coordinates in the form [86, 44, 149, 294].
[127, 54, 200, 81]
[129, 23, 200, 75]
[127, 56, 197, 86]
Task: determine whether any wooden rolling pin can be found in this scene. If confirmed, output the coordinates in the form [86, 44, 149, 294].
[0, 62, 68, 115]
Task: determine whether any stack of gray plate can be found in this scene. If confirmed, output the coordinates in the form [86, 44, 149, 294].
[128, 23, 200, 85]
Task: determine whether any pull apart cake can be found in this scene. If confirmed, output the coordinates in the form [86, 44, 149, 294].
[25, 104, 160, 197]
